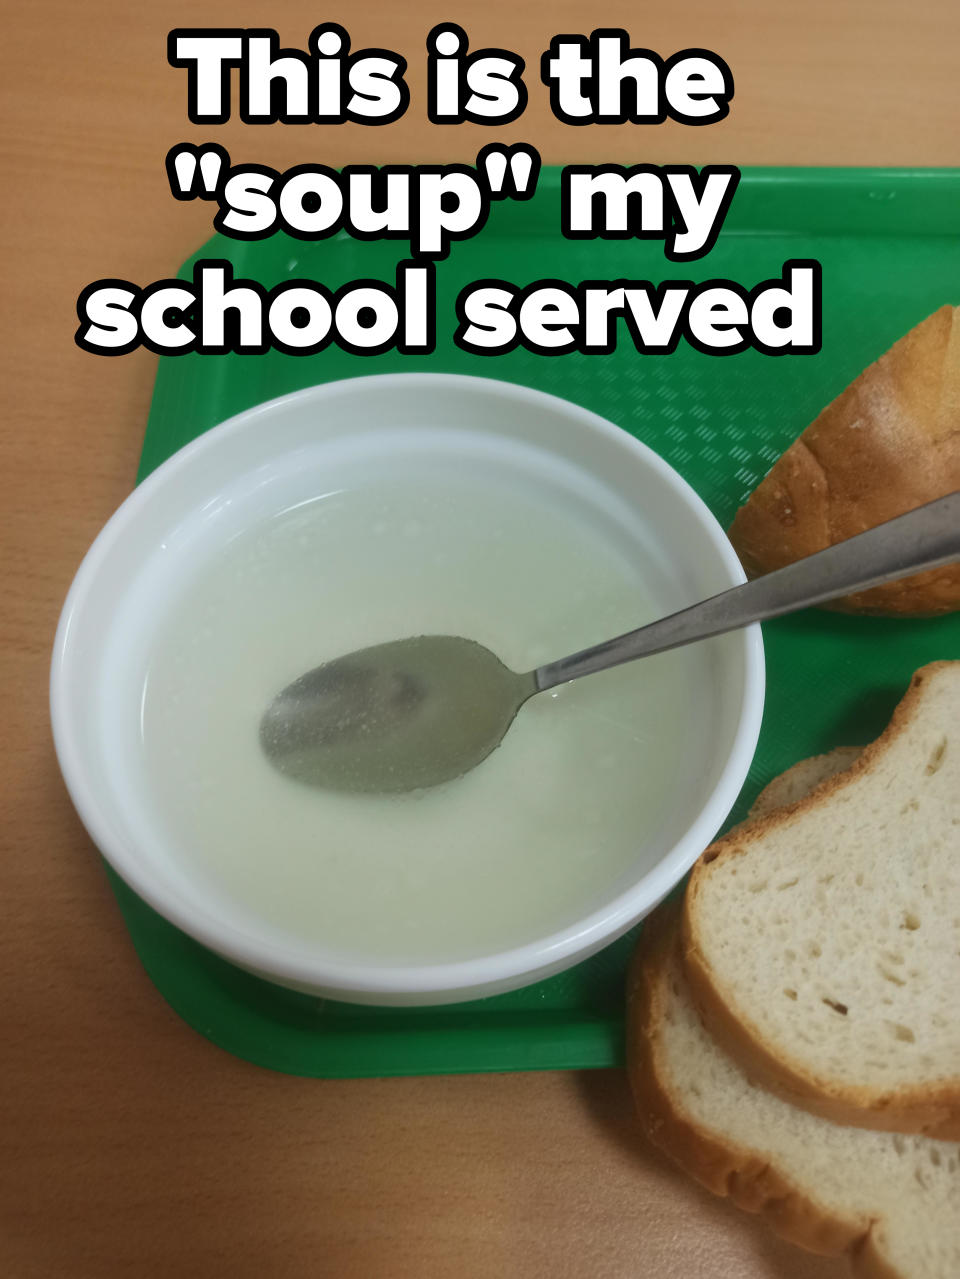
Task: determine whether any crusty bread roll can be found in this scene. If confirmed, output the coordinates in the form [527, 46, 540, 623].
[730, 305, 960, 616]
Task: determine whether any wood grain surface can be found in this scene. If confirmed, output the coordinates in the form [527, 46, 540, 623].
[2, 4, 957, 1276]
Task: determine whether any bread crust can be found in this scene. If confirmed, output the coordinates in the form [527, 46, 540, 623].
[682, 662, 960, 1140]
[729, 305, 960, 617]
[750, 746, 862, 818]
[628, 904, 896, 1275]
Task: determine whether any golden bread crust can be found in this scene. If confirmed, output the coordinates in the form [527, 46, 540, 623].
[682, 663, 960, 1140]
[729, 306, 960, 616]
[628, 904, 897, 1272]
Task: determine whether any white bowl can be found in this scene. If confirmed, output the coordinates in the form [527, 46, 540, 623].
[50, 374, 764, 1005]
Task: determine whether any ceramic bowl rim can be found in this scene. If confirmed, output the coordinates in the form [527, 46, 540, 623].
[50, 373, 764, 1001]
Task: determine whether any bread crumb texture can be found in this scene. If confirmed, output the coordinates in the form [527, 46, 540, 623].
[685, 663, 960, 1122]
[629, 906, 960, 1279]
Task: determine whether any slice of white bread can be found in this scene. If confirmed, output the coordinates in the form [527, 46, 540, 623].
[683, 662, 960, 1139]
[628, 902, 960, 1279]
[722, 747, 863, 845]
[751, 746, 863, 818]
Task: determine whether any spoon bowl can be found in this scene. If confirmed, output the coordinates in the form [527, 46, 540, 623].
[261, 635, 535, 792]
[261, 492, 960, 796]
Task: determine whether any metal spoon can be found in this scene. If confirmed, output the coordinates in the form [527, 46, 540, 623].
[260, 491, 960, 794]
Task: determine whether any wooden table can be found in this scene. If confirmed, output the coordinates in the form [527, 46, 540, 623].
[3, 4, 957, 1275]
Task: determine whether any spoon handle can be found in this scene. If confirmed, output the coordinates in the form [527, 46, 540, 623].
[534, 490, 960, 692]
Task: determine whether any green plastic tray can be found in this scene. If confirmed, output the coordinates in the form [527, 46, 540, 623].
[112, 167, 960, 1078]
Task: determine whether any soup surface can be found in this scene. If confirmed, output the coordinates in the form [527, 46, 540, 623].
[138, 457, 706, 963]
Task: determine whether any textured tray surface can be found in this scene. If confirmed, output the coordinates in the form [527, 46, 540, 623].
[113, 168, 960, 1077]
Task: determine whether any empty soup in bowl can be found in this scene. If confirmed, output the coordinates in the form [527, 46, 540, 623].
[136, 453, 710, 964]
